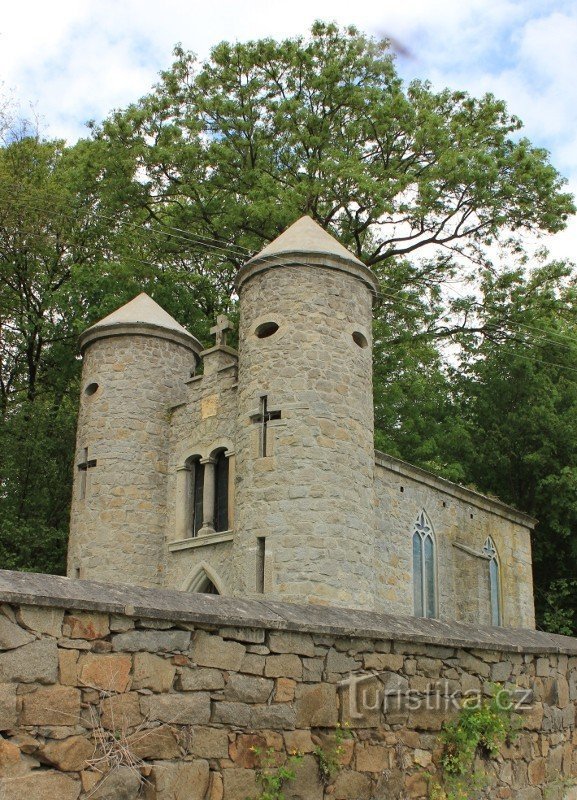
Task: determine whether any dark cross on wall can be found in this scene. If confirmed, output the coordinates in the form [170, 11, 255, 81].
[78, 447, 97, 499]
[252, 395, 281, 457]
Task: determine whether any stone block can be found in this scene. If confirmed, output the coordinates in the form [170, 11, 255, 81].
[0, 770, 81, 800]
[333, 770, 372, 799]
[132, 652, 175, 692]
[126, 725, 181, 759]
[239, 654, 265, 676]
[229, 733, 267, 768]
[17, 606, 64, 638]
[295, 683, 338, 727]
[179, 667, 225, 691]
[78, 653, 132, 693]
[90, 766, 141, 799]
[0, 616, 35, 650]
[285, 754, 323, 800]
[212, 701, 251, 727]
[458, 652, 490, 678]
[326, 649, 358, 674]
[268, 632, 315, 657]
[100, 692, 143, 731]
[141, 692, 211, 725]
[275, 678, 296, 702]
[110, 615, 135, 632]
[363, 652, 404, 671]
[113, 629, 191, 652]
[0, 683, 17, 730]
[59, 649, 79, 685]
[265, 654, 302, 679]
[190, 631, 245, 671]
[356, 743, 391, 772]
[40, 735, 94, 771]
[225, 674, 274, 703]
[20, 685, 81, 726]
[63, 612, 110, 640]
[250, 704, 296, 730]
[0, 639, 58, 684]
[144, 759, 210, 800]
[190, 726, 230, 758]
[222, 768, 257, 800]
[284, 729, 315, 753]
[0, 737, 26, 779]
[491, 661, 512, 683]
[220, 627, 265, 644]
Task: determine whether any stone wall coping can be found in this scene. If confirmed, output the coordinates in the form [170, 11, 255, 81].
[0, 570, 574, 654]
[375, 450, 537, 528]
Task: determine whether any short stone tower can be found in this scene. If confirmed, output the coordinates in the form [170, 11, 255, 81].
[231, 216, 380, 608]
[68, 293, 202, 586]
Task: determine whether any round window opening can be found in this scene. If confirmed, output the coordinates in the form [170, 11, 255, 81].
[85, 382, 99, 396]
[352, 331, 368, 349]
[255, 321, 279, 339]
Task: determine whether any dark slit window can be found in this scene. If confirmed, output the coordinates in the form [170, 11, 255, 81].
[192, 460, 204, 536]
[214, 451, 229, 532]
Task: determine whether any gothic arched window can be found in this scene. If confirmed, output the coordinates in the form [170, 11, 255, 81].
[412, 511, 437, 619]
[483, 537, 502, 626]
[214, 449, 230, 533]
[187, 456, 204, 537]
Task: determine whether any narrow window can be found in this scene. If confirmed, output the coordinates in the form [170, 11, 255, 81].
[256, 537, 266, 593]
[214, 450, 229, 532]
[412, 511, 437, 619]
[483, 537, 502, 626]
[192, 459, 204, 537]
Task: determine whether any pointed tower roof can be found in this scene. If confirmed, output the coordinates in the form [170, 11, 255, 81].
[79, 293, 203, 358]
[236, 215, 379, 298]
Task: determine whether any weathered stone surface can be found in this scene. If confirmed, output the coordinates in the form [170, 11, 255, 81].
[100, 692, 143, 731]
[264, 654, 302, 679]
[18, 605, 64, 639]
[113, 630, 191, 652]
[0, 736, 26, 778]
[284, 754, 324, 800]
[333, 770, 372, 799]
[40, 735, 94, 771]
[89, 766, 141, 799]
[268, 632, 315, 657]
[179, 667, 225, 691]
[0, 769, 81, 800]
[0, 616, 34, 650]
[250, 704, 296, 730]
[190, 726, 229, 758]
[0, 639, 58, 684]
[145, 759, 210, 800]
[126, 725, 181, 759]
[222, 768, 257, 800]
[141, 692, 211, 725]
[58, 649, 79, 686]
[211, 701, 251, 727]
[224, 673, 273, 703]
[356, 743, 391, 772]
[189, 631, 245, 671]
[274, 677, 296, 702]
[78, 653, 132, 692]
[20, 685, 81, 726]
[220, 627, 265, 644]
[295, 683, 338, 727]
[132, 652, 175, 692]
[0, 683, 17, 730]
[63, 611, 110, 640]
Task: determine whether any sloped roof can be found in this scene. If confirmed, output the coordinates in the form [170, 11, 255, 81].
[252, 215, 365, 266]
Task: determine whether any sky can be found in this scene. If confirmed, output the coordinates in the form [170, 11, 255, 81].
[1, 0, 576, 262]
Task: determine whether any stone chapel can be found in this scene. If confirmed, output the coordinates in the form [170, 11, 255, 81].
[67, 216, 536, 628]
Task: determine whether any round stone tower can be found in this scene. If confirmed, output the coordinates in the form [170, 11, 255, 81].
[68, 293, 202, 587]
[232, 216, 380, 608]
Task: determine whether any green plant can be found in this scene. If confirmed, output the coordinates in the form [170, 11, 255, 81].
[428, 685, 518, 800]
[249, 747, 303, 800]
[313, 723, 353, 785]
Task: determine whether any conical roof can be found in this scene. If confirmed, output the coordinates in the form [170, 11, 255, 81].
[79, 293, 203, 356]
[237, 215, 379, 297]
[253, 215, 365, 266]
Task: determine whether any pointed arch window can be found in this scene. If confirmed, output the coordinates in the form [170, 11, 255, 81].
[483, 537, 502, 626]
[412, 511, 437, 619]
[214, 450, 229, 533]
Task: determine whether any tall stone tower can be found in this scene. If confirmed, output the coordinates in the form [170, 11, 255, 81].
[232, 216, 380, 608]
[68, 293, 202, 587]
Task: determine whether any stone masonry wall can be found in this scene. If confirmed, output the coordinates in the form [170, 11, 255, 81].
[0, 571, 575, 800]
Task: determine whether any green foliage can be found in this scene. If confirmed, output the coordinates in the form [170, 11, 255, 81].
[313, 723, 352, 785]
[428, 686, 517, 800]
[249, 747, 303, 800]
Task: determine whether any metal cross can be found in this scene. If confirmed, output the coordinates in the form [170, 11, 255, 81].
[252, 395, 281, 457]
[210, 314, 233, 347]
[78, 447, 97, 499]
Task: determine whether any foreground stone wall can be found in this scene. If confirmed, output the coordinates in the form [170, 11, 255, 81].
[0, 571, 575, 800]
